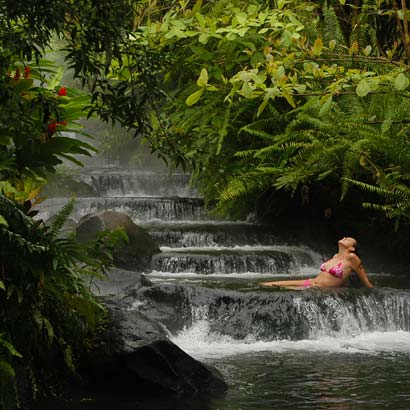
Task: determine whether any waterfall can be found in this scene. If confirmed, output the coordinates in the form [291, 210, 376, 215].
[38, 165, 410, 362]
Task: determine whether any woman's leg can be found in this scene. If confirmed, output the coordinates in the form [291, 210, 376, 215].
[260, 278, 312, 288]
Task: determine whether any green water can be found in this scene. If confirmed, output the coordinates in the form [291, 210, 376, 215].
[207, 351, 410, 410]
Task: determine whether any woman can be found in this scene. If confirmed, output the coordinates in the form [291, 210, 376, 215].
[260, 237, 373, 289]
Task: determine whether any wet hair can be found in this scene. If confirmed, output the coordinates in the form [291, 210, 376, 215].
[351, 240, 361, 259]
[348, 239, 363, 288]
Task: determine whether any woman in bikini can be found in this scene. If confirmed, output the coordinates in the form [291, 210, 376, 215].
[260, 237, 373, 289]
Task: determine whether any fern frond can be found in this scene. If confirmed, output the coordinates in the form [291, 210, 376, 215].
[219, 171, 275, 202]
[322, 5, 347, 51]
[48, 198, 76, 239]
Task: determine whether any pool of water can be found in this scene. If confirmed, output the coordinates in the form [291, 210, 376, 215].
[205, 350, 410, 410]
[171, 314, 410, 410]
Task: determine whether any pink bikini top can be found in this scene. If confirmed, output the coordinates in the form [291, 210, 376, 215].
[320, 261, 344, 279]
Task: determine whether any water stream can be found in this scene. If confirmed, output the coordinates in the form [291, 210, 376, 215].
[39, 168, 410, 410]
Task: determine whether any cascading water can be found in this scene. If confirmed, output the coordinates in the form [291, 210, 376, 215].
[40, 167, 410, 410]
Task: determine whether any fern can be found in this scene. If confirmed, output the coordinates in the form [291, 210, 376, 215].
[322, 4, 346, 51]
[0, 334, 21, 410]
[47, 198, 76, 239]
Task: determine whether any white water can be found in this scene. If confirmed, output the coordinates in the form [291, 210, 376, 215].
[171, 320, 410, 360]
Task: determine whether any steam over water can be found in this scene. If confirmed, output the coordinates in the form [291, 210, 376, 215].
[40, 169, 410, 410]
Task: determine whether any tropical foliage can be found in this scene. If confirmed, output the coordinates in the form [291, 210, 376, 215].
[129, 0, 410, 225]
[3, 0, 410, 405]
[0, 1, 143, 407]
[0, 196, 127, 408]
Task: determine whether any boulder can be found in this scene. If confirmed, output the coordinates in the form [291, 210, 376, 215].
[82, 298, 227, 397]
[90, 267, 152, 297]
[75, 210, 160, 270]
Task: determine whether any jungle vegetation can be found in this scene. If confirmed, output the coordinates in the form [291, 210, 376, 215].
[2, 0, 410, 408]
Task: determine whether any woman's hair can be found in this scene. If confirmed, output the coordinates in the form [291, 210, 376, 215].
[352, 240, 361, 259]
[348, 239, 362, 288]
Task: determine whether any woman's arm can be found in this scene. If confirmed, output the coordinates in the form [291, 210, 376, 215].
[348, 254, 373, 288]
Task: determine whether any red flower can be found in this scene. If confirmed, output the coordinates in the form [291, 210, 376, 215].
[47, 121, 68, 135]
[58, 87, 67, 96]
[24, 66, 30, 79]
[14, 68, 20, 81]
[47, 122, 57, 135]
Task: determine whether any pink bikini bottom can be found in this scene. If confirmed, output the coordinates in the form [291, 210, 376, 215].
[302, 279, 312, 288]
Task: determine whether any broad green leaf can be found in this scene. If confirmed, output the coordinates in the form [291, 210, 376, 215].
[186, 88, 204, 106]
[319, 96, 332, 117]
[0, 335, 22, 357]
[275, 66, 286, 81]
[192, 0, 203, 15]
[257, 94, 274, 116]
[0, 215, 8, 227]
[206, 84, 218, 91]
[14, 79, 34, 94]
[197, 68, 208, 87]
[198, 33, 210, 44]
[363, 45, 372, 56]
[43, 318, 54, 342]
[0, 280, 4, 290]
[349, 41, 359, 55]
[329, 40, 336, 50]
[47, 66, 64, 89]
[394, 73, 409, 91]
[195, 13, 206, 28]
[313, 37, 323, 56]
[242, 82, 253, 98]
[282, 88, 296, 108]
[356, 78, 371, 97]
[0, 136, 12, 146]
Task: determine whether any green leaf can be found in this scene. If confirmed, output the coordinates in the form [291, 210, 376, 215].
[394, 73, 409, 91]
[313, 37, 323, 56]
[0, 280, 5, 290]
[0, 214, 8, 227]
[282, 88, 296, 108]
[363, 45, 372, 56]
[319, 96, 332, 117]
[0, 334, 22, 357]
[356, 78, 371, 97]
[197, 68, 208, 87]
[13, 78, 34, 94]
[192, 0, 203, 15]
[186, 88, 204, 106]
[242, 82, 254, 98]
[47, 66, 64, 90]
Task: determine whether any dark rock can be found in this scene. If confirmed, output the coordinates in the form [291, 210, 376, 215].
[90, 267, 152, 297]
[82, 299, 227, 397]
[75, 210, 160, 270]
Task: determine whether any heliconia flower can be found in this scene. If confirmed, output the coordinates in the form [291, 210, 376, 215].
[24, 66, 30, 79]
[58, 87, 67, 96]
[14, 68, 20, 81]
[47, 122, 57, 135]
[47, 121, 68, 135]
